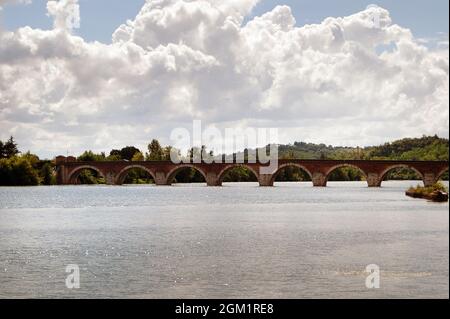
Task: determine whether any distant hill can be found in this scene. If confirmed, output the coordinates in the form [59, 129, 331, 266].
[277, 135, 449, 161]
[364, 135, 449, 161]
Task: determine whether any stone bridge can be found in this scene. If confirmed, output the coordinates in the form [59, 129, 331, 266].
[55, 156, 448, 187]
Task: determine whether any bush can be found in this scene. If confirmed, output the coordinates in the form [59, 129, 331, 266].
[40, 162, 56, 185]
[407, 182, 448, 196]
[0, 156, 40, 186]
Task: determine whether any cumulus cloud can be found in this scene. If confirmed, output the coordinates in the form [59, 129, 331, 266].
[0, 0, 448, 157]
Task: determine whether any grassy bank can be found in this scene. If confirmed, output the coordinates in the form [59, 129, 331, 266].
[406, 182, 449, 202]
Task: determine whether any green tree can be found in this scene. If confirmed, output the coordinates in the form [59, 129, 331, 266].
[77, 169, 104, 184]
[109, 149, 122, 158]
[119, 146, 141, 161]
[132, 151, 144, 161]
[22, 151, 40, 167]
[172, 168, 205, 183]
[222, 166, 258, 182]
[3, 136, 19, 158]
[0, 156, 39, 186]
[147, 139, 164, 160]
[40, 162, 55, 185]
[274, 166, 311, 182]
[78, 150, 106, 162]
[107, 154, 122, 161]
[163, 146, 173, 161]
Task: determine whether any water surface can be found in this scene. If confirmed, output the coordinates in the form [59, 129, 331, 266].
[0, 181, 448, 298]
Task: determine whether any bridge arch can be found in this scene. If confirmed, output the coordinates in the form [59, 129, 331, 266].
[166, 164, 207, 185]
[270, 163, 313, 185]
[217, 164, 260, 184]
[379, 164, 424, 186]
[325, 164, 368, 186]
[116, 165, 156, 185]
[68, 165, 106, 184]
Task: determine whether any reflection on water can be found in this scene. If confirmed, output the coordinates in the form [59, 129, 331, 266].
[0, 181, 448, 298]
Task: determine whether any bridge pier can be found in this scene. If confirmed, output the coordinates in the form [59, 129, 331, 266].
[206, 172, 222, 186]
[312, 172, 327, 187]
[105, 172, 116, 185]
[154, 171, 170, 186]
[367, 173, 381, 187]
[259, 174, 274, 187]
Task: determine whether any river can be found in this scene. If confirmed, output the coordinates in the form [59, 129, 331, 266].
[0, 181, 448, 298]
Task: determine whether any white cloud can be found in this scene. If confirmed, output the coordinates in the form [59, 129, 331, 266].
[0, 0, 448, 157]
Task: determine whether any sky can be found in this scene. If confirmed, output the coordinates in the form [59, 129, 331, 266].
[2, 0, 449, 43]
[0, 0, 448, 158]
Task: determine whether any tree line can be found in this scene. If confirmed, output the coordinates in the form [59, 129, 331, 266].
[0, 137, 54, 186]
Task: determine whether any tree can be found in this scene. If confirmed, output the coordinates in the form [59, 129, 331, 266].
[0, 140, 4, 158]
[3, 136, 19, 158]
[0, 156, 39, 186]
[77, 150, 105, 162]
[78, 151, 96, 161]
[40, 162, 55, 185]
[163, 146, 173, 161]
[110, 149, 121, 158]
[222, 166, 257, 182]
[22, 151, 40, 167]
[147, 139, 164, 160]
[132, 151, 144, 161]
[118, 146, 140, 161]
[77, 169, 104, 184]
[107, 153, 122, 161]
